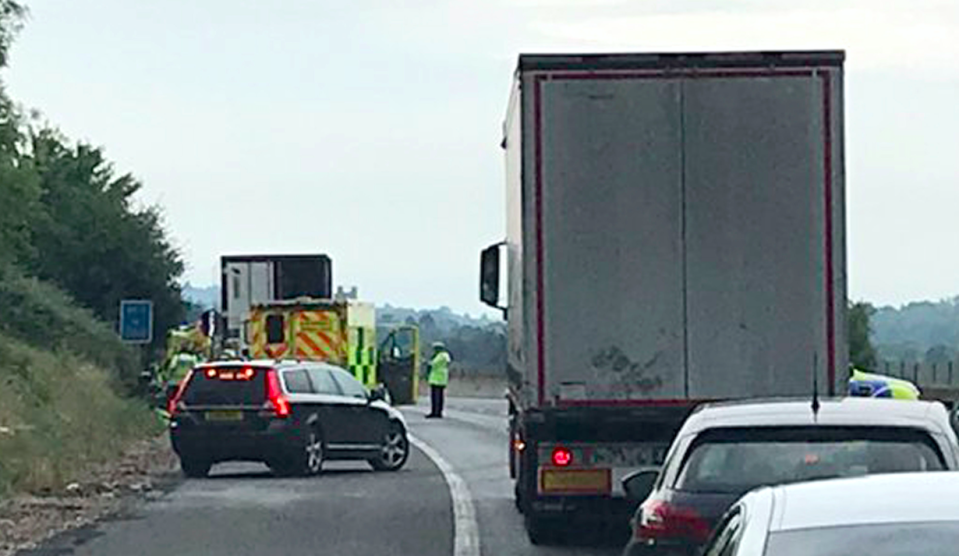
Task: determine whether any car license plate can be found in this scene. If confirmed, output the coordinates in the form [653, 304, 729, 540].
[539, 468, 611, 494]
[205, 410, 243, 422]
[592, 444, 667, 467]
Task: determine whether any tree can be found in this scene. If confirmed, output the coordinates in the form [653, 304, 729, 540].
[24, 128, 185, 352]
[0, 1, 25, 67]
[925, 344, 955, 365]
[0, 88, 40, 268]
[871, 298, 959, 356]
[0, 1, 38, 268]
[0, 1, 184, 366]
[849, 301, 878, 369]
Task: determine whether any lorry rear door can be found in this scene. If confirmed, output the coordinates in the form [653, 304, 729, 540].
[683, 70, 844, 398]
[535, 76, 686, 404]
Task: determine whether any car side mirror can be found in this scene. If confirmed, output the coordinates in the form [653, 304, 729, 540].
[622, 469, 659, 501]
[480, 242, 507, 315]
[368, 385, 387, 403]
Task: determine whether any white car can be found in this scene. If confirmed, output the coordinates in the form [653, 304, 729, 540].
[702, 471, 959, 556]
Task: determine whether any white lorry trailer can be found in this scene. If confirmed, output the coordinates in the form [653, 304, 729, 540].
[220, 254, 333, 341]
[479, 51, 847, 542]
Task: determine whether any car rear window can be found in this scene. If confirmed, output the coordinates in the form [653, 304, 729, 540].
[182, 366, 267, 406]
[764, 522, 959, 556]
[675, 427, 944, 494]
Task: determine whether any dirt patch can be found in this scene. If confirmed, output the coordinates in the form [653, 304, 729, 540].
[0, 434, 179, 556]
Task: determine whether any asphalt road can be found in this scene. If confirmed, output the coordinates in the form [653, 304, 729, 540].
[25, 455, 452, 556]
[408, 398, 623, 556]
[23, 398, 622, 556]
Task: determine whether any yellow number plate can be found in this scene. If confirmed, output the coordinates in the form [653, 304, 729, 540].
[205, 410, 243, 422]
[539, 468, 611, 495]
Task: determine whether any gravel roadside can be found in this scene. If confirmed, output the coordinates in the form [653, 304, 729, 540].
[0, 434, 179, 556]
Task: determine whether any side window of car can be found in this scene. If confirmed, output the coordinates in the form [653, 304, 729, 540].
[330, 368, 368, 400]
[283, 369, 312, 394]
[703, 507, 744, 556]
[308, 368, 340, 395]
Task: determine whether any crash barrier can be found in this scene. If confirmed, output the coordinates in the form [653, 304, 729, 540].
[877, 360, 959, 389]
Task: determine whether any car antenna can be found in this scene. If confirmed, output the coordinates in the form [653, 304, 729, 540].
[811, 353, 821, 417]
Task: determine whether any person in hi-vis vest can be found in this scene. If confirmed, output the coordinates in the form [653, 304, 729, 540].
[426, 342, 451, 418]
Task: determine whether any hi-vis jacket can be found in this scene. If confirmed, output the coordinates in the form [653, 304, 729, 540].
[428, 351, 451, 387]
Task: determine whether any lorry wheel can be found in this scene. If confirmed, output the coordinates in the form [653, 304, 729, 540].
[514, 449, 534, 515]
[525, 515, 560, 545]
[514, 482, 527, 514]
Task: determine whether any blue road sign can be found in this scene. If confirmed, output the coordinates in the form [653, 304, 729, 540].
[120, 299, 153, 344]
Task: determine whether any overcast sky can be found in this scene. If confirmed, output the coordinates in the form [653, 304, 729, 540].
[5, 0, 958, 315]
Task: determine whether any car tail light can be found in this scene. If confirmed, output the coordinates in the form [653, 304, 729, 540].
[265, 369, 290, 418]
[637, 500, 712, 543]
[551, 446, 573, 467]
[205, 367, 256, 381]
[167, 370, 194, 416]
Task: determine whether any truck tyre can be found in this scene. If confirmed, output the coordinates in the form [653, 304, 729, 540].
[525, 515, 560, 545]
[180, 457, 212, 478]
[514, 481, 528, 514]
[514, 447, 534, 514]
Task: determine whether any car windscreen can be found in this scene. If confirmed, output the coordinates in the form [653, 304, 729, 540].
[764, 522, 959, 556]
[674, 427, 944, 494]
[181, 366, 267, 406]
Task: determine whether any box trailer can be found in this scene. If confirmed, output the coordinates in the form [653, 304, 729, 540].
[220, 254, 332, 340]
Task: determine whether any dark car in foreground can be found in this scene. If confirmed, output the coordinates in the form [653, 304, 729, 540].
[622, 398, 959, 556]
[167, 360, 409, 477]
[703, 471, 959, 556]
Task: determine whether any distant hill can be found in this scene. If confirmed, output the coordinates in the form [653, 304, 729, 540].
[377, 305, 505, 374]
[871, 298, 959, 362]
[376, 304, 500, 331]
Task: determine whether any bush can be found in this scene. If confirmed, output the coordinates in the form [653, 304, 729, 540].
[0, 266, 140, 388]
[0, 334, 161, 495]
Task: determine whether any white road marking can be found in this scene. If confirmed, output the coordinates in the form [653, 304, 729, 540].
[410, 434, 481, 556]
[405, 405, 507, 432]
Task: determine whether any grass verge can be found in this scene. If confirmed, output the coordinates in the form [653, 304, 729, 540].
[0, 333, 163, 496]
[0, 267, 140, 388]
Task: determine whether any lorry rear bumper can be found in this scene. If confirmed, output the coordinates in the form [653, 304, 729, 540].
[530, 495, 637, 519]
